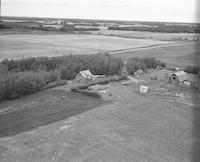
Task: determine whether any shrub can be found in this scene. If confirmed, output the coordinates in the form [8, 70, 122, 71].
[80, 90, 101, 98]
[46, 79, 67, 89]
[4, 72, 46, 99]
[77, 85, 89, 89]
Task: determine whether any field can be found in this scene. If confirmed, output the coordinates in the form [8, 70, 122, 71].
[1, 17, 200, 161]
[91, 30, 200, 41]
[0, 88, 105, 137]
[111, 42, 200, 68]
[0, 34, 175, 60]
[0, 73, 200, 161]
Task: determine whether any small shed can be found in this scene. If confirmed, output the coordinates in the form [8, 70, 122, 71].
[136, 69, 143, 74]
[169, 71, 188, 85]
[75, 70, 95, 83]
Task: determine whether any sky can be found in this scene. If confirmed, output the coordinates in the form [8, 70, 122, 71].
[2, 0, 199, 23]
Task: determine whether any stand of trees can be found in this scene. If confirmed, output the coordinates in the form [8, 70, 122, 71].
[0, 54, 123, 101]
[108, 25, 200, 33]
[0, 54, 167, 101]
[126, 57, 166, 74]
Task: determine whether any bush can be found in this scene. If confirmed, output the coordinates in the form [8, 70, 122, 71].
[184, 65, 200, 74]
[46, 79, 67, 89]
[80, 90, 101, 98]
[4, 72, 46, 99]
[77, 85, 89, 89]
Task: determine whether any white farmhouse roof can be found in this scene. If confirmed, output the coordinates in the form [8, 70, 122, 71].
[79, 70, 94, 78]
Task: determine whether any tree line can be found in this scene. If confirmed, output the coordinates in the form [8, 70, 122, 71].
[0, 54, 167, 101]
[0, 54, 123, 101]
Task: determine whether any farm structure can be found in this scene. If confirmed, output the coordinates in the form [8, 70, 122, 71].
[75, 70, 95, 83]
[169, 71, 188, 85]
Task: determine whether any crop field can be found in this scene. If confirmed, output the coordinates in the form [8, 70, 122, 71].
[112, 42, 200, 68]
[91, 30, 200, 41]
[0, 34, 174, 60]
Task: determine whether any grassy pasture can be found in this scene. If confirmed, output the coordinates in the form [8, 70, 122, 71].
[0, 34, 173, 60]
[0, 88, 105, 137]
[112, 42, 200, 68]
[0, 80, 199, 161]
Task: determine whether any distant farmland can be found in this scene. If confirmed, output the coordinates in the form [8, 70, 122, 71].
[0, 34, 174, 60]
[112, 42, 200, 68]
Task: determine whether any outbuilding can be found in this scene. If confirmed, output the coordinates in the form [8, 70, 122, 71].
[169, 71, 188, 85]
[75, 70, 95, 83]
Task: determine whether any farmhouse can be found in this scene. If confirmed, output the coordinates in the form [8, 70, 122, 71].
[75, 70, 95, 83]
[169, 71, 188, 85]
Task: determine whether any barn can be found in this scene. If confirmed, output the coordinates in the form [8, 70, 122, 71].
[75, 70, 95, 83]
[169, 71, 188, 85]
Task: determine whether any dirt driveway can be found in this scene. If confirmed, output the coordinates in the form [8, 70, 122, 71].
[0, 82, 200, 161]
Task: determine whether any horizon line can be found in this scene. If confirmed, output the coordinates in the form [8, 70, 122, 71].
[2, 15, 199, 24]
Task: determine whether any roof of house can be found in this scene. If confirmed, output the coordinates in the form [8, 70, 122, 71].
[173, 71, 188, 82]
[79, 70, 94, 78]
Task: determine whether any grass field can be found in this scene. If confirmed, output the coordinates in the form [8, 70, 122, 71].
[0, 79, 199, 161]
[0, 88, 105, 137]
[112, 42, 200, 68]
[0, 34, 174, 60]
